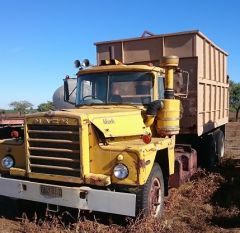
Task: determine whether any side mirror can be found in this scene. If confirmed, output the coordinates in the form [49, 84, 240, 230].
[174, 69, 189, 98]
[63, 76, 77, 104]
[64, 76, 70, 102]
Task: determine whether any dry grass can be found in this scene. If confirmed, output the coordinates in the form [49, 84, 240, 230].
[1, 117, 239, 233]
[8, 165, 238, 233]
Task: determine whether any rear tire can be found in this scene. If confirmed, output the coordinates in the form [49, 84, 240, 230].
[200, 129, 225, 169]
[215, 129, 225, 159]
[136, 163, 164, 218]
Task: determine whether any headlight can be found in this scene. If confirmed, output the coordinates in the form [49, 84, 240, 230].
[113, 163, 129, 180]
[1, 155, 14, 169]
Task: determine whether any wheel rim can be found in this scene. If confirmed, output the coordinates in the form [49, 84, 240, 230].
[149, 177, 162, 217]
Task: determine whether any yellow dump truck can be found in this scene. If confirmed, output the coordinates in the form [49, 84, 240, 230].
[0, 30, 229, 217]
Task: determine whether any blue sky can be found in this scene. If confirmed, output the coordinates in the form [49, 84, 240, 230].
[0, 0, 239, 109]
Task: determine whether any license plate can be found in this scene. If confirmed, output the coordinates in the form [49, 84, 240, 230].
[40, 185, 62, 198]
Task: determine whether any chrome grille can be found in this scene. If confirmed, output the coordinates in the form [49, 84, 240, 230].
[27, 124, 81, 178]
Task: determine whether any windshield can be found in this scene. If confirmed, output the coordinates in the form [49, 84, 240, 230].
[76, 72, 153, 106]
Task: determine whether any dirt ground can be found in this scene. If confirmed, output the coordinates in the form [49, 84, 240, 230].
[0, 122, 240, 233]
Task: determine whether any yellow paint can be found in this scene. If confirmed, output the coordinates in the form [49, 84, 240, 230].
[160, 56, 179, 91]
[28, 172, 83, 183]
[117, 154, 124, 161]
[88, 125, 139, 185]
[77, 64, 163, 76]
[0, 139, 25, 172]
[88, 122, 175, 185]
[80, 116, 90, 175]
[10, 167, 26, 177]
[137, 137, 176, 184]
[26, 115, 79, 125]
[168, 142, 176, 175]
[165, 68, 174, 90]
[153, 72, 160, 100]
[24, 123, 30, 174]
[156, 99, 180, 136]
[89, 111, 151, 137]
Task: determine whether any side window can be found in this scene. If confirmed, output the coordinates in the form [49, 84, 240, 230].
[82, 80, 92, 97]
[158, 77, 164, 99]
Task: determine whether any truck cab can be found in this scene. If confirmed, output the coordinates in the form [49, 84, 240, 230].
[0, 57, 180, 218]
[73, 63, 162, 106]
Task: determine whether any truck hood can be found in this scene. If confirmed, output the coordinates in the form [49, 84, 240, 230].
[26, 105, 150, 138]
[66, 105, 150, 137]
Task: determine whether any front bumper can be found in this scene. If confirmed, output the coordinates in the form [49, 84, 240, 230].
[0, 176, 136, 216]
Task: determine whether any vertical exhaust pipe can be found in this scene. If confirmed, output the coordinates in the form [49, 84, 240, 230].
[160, 56, 179, 99]
[157, 56, 180, 136]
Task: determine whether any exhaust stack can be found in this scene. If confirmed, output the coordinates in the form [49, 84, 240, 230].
[160, 56, 179, 99]
[157, 56, 180, 136]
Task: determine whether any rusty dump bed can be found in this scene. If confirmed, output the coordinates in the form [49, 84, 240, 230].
[95, 30, 229, 136]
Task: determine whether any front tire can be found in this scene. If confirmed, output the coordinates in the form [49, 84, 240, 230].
[136, 163, 164, 218]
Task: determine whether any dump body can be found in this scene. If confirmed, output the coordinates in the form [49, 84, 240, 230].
[95, 30, 229, 136]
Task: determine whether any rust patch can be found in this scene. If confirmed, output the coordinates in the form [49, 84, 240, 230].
[85, 173, 111, 186]
[138, 159, 146, 169]
[138, 159, 151, 169]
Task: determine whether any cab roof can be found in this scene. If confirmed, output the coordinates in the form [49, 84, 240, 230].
[77, 64, 163, 77]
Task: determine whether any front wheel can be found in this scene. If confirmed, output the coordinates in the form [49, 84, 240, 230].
[136, 163, 165, 218]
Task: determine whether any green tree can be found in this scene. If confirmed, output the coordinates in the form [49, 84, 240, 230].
[37, 101, 54, 112]
[229, 80, 240, 120]
[9, 100, 33, 115]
